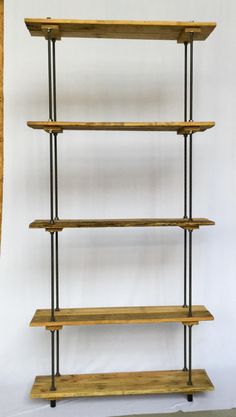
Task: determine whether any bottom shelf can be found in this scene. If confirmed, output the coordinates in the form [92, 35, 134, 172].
[31, 369, 214, 400]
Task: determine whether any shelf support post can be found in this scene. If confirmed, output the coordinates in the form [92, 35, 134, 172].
[183, 41, 188, 372]
[188, 324, 193, 387]
[52, 36, 61, 377]
[47, 25, 60, 395]
[47, 29, 60, 375]
[50, 330, 56, 407]
[188, 31, 194, 317]
[50, 231, 55, 321]
[187, 31, 194, 400]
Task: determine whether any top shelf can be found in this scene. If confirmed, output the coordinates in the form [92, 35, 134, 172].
[24, 19, 216, 42]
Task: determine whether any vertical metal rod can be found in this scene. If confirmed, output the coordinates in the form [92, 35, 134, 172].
[183, 42, 188, 372]
[189, 133, 193, 220]
[52, 39, 59, 219]
[55, 234, 59, 310]
[189, 34, 194, 122]
[188, 325, 193, 385]
[47, 29, 57, 392]
[56, 329, 60, 376]
[187, 33, 194, 395]
[188, 229, 193, 317]
[52, 40, 57, 122]
[188, 33, 194, 317]
[189, 33, 194, 220]
[50, 232, 55, 321]
[49, 133, 54, 223]
[52, 39, 60, 376]
[47, 31, 53, 122]
[184, 42, 188, 123]
[183, 40, 188, 307]
[48, 31, 54, 223]
[50, 330, 56, 391]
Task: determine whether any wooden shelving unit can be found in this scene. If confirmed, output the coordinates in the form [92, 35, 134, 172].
[25, 17, 216, 408]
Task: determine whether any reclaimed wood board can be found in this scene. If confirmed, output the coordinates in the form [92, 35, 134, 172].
[27, 121, 215, 134]
[30, 305, 214, 328]
[30, 369, 214, 399]
[25, 19, 216, 42]
[29, 218, 215, 232]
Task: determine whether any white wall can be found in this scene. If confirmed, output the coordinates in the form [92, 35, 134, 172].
[1, 1, 235, 416]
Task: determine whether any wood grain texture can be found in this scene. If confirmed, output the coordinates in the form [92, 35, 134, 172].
[30, 305, 214, 328]
[30, 369, 214, 399]
[27, 121, 215, 134]
[29, 218, 215, 232]
[0, 1, 3, 244]
[24, 19, 216, 42]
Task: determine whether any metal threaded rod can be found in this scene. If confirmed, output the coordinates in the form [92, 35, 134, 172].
[50, 330, 56, 391]
[56, 330, 60, 376]
[52, 37, 60, 379]
[50, 232, 55, 321]
[183, 42, 188, 372]
[47, 31, 53, 121]
[188, 229, 193, 317]
[188, 325, 193, 385]
[189, 33, 194, 122]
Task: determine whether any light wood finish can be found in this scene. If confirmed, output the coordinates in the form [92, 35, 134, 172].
[177, 27, 201, 43]
[25, 19, 216, 42]
[30, 369, 214, 399]
[29, 218, 215, 232]
[45, 325, 62, 331]
[0, 1, 3, 244]
[27, 121, 215, 135]
[41, 24, 61, 40]
[30, 305, 214, 328]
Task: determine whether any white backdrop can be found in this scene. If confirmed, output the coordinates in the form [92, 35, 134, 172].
[1, 1, 235, 416]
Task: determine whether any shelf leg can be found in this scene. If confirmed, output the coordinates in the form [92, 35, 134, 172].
[56, 329, 60, 376]
[188, 325, 193, 386]
[183, 324, 188, 371]
[50, 330, 56, 392]
[50, 232, 55, 321]
[188, 230, 193, 317]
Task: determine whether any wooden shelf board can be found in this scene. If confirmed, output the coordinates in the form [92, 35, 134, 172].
[25, 19, 216, 42]
[30, 369, 214, 399]
[29, 218, 215, 232]
[30, 305, 213, 328]
[27, 121, 215, 134]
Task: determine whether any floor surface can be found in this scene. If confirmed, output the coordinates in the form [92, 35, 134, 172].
[117, 410, 236, 417]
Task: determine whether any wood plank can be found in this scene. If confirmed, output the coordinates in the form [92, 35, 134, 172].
[27, 121, 215, 134]
[24, 19, 216, 42]
[29, 218, 215, 232]
[30, 305, 214, 328]
[30, 369, 214, 399]
[0, 1, 3, 244]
